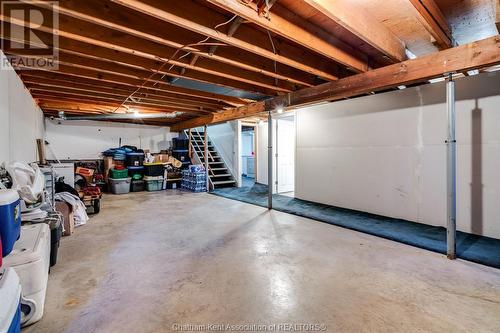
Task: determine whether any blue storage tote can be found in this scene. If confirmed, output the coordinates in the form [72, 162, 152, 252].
[0, 267, 21, 333]
[0, 190, 21, 257]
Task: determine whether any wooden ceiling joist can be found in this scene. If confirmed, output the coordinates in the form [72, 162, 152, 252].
[20, 74, 230, 110]
[23, 0, 318, 87]
[205, 0, 371, 71]
[33, 93, 188, 114]
[7, 49, 285, 97]
[0, 19, 297, 95]
[408, 0, 453, 49]
[302, 0, 407, 62]
[109, 0, 341, 80]
[26, 86, 213, 114]
[15, 68, 249, 107]
[171, 35, 500, 131]
[22, 80, 224, 111]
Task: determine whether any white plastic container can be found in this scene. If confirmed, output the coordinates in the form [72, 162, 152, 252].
[3, 224, 50, 327]
[0, 267, 21, 333]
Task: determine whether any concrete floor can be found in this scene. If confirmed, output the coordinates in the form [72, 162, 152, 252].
[25, 191, 500, 333]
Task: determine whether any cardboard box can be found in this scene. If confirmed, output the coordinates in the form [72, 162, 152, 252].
[153, 154, 170, 163]
[55, 201, 75, 236]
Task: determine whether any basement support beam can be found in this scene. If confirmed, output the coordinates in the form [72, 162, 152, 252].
[204, 0, 369, 72]
[446, 73, 457, 259]
[171, 35, 500, 131]
[204, 126, 210, 192]
[267, 111, 273, 210]
[111, 0, 345, 79]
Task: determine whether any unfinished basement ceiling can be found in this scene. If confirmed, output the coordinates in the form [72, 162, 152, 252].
[0, 0, 498, 127]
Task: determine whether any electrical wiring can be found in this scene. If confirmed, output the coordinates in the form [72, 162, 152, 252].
[114, 14, 238, 114]
[267, 30, 279, 87]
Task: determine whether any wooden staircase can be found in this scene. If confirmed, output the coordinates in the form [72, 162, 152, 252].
[187, 129, 236, 189]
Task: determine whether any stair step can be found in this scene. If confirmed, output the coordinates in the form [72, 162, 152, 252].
[210, 174, 232, 178]
[212, 180, 236, 185]
[211, 168, 227, 171]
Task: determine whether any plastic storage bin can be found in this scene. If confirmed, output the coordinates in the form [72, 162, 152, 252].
[143, 163, 165, 177]
[3, 224, 50, 327]
[144, 176, 164, 192]
[25, 214, 62, 268]
[109, 178, 132, 195]
[109, 168, 129, 179]
[173, 138, 189, 150]
[126, 152, 145, 167]
[127, 166, 145, 180]
[0, 268, 21, 333]
[172, 151, 190, 162]
[130, 180, 145, 192]
[48, 218, 62, 267]
[0, 190, 21, 257]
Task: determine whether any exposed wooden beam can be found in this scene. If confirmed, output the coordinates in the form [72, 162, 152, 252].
[204, 0, 370, 71]
[409, 0, 453, 49]
[171, 35, 500, 131]
[26, 85, 213, 114]
[20, 74, 229, 110]
[32, 92, 190, 113]
[23, 0, 317, 86]
[10, 68, 249, 107]
[110, 0, 343, 80]
[0, 19, 295, 95]
[6, 46, 285, 96]
[302, 0, 407, 62]
[23, 79, 223, 111]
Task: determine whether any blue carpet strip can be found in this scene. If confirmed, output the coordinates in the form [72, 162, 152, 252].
[212, 182, 500, 269]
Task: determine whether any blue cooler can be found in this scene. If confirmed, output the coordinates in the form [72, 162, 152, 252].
[0, 190, 21, 257]
[0, 268, 22, 333]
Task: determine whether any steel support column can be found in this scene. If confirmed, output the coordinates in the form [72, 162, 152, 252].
[446, 74, 457, 259]
[268, 111, 273, 210]
[204, 125, 209, 192]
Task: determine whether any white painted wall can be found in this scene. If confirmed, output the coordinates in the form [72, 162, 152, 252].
[0, 50, 44, 164]
[295, 71, 500, 239]
[207, 121, 239, 181]
[45, 119, 177, 160]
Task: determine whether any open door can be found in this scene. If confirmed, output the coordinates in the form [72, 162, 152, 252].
[276, 116, 295, 194]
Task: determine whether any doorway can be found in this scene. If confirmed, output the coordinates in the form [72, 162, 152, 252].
[241, 125, 256, 187]
[275, 114, 295, 196]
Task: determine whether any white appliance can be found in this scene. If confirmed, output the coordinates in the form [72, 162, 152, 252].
[3, 224, 50, 327]
[51, 163, 75, 187]
[0, 268, 21, 333]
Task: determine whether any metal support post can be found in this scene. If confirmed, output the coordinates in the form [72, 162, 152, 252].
[268, 111, 273, 210]
[446, 73, 457, 259]
[204, 125, 209, 192]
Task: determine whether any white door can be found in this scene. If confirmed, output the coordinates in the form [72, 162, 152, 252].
[276, 118, 295, 193]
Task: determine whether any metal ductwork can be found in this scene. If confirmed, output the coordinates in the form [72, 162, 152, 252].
[54, 112, 183, 121]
